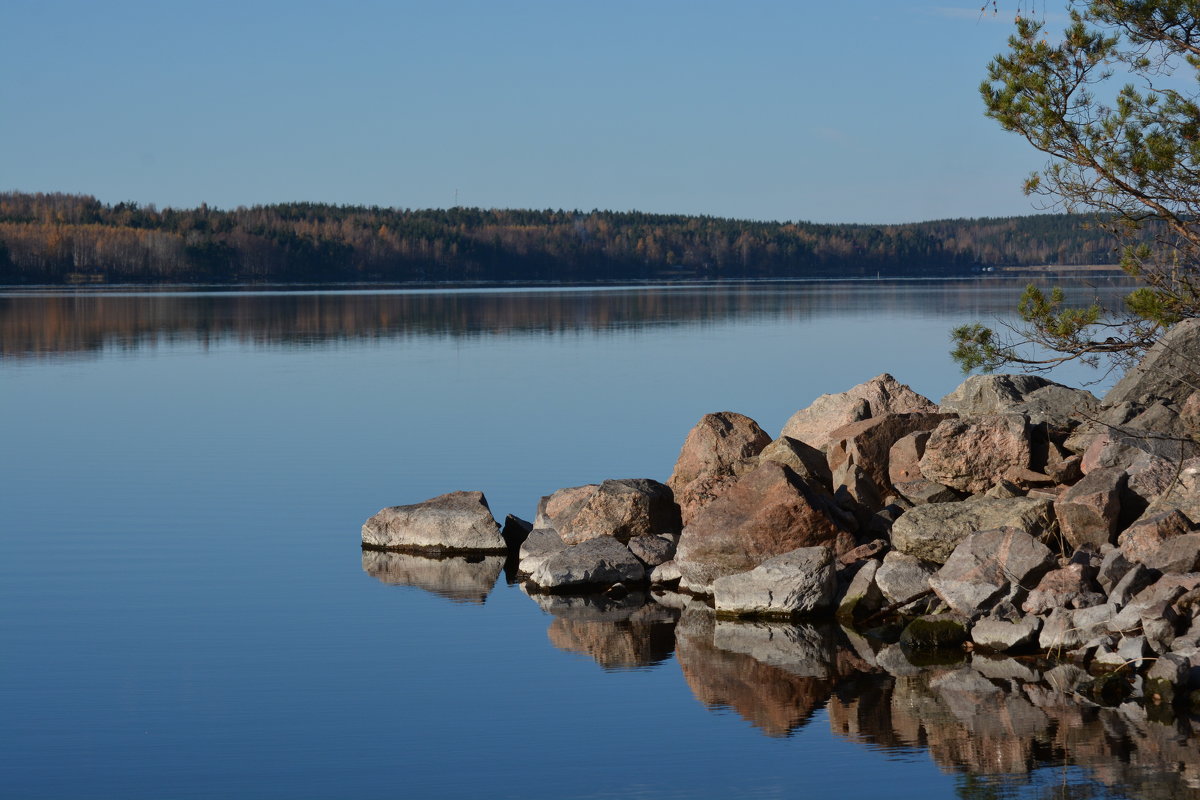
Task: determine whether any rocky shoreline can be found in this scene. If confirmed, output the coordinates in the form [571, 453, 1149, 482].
[363, 318, 1200, 711]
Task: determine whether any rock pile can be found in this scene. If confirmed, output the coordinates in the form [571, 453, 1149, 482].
[363, 319, 1200, 705]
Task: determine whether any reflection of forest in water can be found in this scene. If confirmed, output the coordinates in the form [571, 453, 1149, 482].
[367, 551, 1200, 800]
[0, 278, 1135, 359]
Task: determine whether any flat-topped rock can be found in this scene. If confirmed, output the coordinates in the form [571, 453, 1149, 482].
[362, 490, 505, 552]
[529, 536, 646, 591]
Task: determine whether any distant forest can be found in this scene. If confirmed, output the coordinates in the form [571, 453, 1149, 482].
[0, 191, 1134, 284]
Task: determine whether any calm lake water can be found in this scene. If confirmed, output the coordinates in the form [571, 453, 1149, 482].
[3, 278, 1195, 800]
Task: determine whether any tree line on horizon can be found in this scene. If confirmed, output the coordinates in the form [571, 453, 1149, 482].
[0, 191, 1135, 284]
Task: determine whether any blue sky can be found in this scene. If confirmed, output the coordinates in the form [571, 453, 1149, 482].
[1, 1, 1058, 223]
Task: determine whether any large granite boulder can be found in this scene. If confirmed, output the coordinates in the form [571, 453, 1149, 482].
[674, 461, 853, 594]
[668, 411, 771, 524]
[825, 412, 952, 503]
[939, 374, 1098, 434]
[1104, 318, 1200, 407]
[779, 373, 937, 451]
[535, 478, 680, 545]
[1054, 466, 1126, 550]
[929, 528, 1056, 618]
[361, 490, 505, 552]
[528, 536, 646, 590]
[712, 547, 837, 618]
[889, 496, 1056, 564]
[919, 415, 1032, 495]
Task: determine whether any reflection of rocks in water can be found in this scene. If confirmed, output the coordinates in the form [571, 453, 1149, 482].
[523, 587, 649, 621]
[826, 657, 1200, 797]
[546, 602, 679, 671]
[675, 606, 836, 737]
[361, 550, 504, 604]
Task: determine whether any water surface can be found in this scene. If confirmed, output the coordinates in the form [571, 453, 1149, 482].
[4, 278, 1192, 800]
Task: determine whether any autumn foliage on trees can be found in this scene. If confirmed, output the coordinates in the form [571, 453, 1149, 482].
[0, 191, 1128, 285]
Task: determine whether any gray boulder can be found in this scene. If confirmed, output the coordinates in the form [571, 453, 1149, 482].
[939, 373, 1098, 433]
[1104, 318, 1200, 408]
[362, 490, 505, 552]
[712, 546, 836, 618]
[970, 615, 1042, 652]
[836, 558, 884, 623]
[929, 527, 1055, 618]
[517, 527, 568, 575]
[875, 551, 937, 612]
[890, 496, 1056, 565]
[628, 533, 678, 567]
[529, 536, 646, 590]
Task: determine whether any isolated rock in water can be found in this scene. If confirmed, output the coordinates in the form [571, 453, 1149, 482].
[779, 373, 937, 451]
[361, 550, 505, 604]
[939, 374, 1098, 434]
[529, 536, 646, 590]
[712, 546, 836, 618]
[755, 435, 834, 492]
[919, 415, 1032, 495]
[668, 411, 771, 493]
[1104, 318, 1200, 407]
[675, 461, 852, 594]
[825, 412, 952, 502]
[517, 528, 568, 575]
[1054, 467, 1126, 550]
[889, 496, 1056, 565]
[929, 527, 1055, 619]
[361, 490, 505, 552]
[537, 479, 680, 545]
